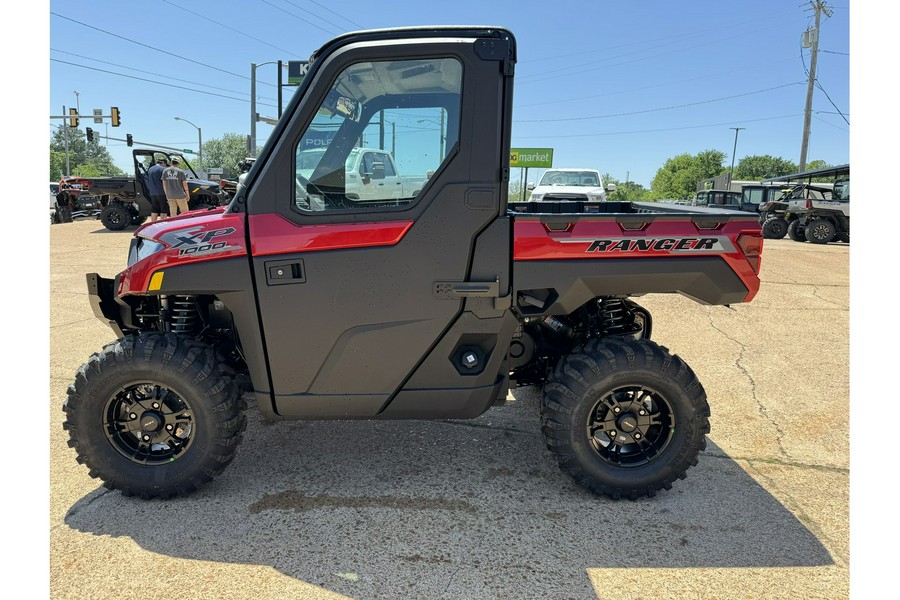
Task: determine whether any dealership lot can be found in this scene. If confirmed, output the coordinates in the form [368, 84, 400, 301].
[49, 220, 849, 599]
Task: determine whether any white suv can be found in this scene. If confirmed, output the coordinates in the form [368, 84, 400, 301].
[527, 168, 616, 202]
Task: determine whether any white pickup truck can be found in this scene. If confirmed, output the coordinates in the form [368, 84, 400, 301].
[527, 168, 616, 202]
[297, 147, 426, 204]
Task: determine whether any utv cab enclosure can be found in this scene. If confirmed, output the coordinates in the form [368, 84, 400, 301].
[65, 26, 764, 501]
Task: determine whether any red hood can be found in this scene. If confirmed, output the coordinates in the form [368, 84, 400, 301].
[118, 208, 247, 296]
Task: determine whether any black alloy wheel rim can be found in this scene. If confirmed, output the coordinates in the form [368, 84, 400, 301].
[586, 385, 675, 467]
[108, 210, 124, 226]
[103, 383, 195, 465]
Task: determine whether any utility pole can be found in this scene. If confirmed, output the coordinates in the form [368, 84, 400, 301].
[729, 127, 745, 188]
[799, 0, 832, 171]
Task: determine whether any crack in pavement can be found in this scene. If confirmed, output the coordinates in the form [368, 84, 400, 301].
[701, 450, 847, 473]
[705, 310, 791, 461]
[743, 460, 848, 566]
[762, 280, 849, 288]
[811, 285, 849, 309]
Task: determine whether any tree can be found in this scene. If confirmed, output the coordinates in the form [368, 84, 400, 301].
[49, 127, 124, 180]
[603, 174, 648, 202]
[201, 133, 252, 178]
[733, 155, 798, 180]
[649, 150, 726, 200]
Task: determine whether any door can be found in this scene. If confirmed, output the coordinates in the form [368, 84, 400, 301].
[245, 29, 515, 418]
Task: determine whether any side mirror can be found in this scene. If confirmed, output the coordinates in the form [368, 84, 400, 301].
[606, 183, 617, 193]
[526, 182, 535, 191]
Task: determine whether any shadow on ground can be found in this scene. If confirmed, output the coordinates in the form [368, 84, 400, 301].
[64, 392, 833, 598]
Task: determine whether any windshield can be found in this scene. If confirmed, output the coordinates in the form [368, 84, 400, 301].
[833, 178, 850, 201]
[538, 171, 600, 187]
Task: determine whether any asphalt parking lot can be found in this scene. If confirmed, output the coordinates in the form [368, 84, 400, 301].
[48, 219, 850, 600]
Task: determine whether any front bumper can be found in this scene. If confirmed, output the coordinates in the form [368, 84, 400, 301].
[87, 273, 126, 337]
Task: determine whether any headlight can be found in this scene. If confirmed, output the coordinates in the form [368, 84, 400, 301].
[127, 236, 166, 267]
[587, 193, 604, 202]
[530, 193, 544, 201]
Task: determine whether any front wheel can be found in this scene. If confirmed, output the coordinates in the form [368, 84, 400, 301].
[63, 333, 246, 499]
[541, 338, 709, 500]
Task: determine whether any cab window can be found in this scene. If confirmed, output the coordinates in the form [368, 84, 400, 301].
[293, 57, 462, 213]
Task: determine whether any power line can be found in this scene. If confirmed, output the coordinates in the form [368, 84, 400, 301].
[160, 0, 300, 57]
[50, 48, 280, 103]
[515, 83, 803, 123]
[513, 113, 805, 139]
[520, 7, 801, 65]
[50, 58, 280, 109]
[517, 56, 797, 109]
[517, 21, 797, 85]
[257, 0, 342, 35]
[821, 49, 849, 55]
[304, 0, 365, 29]
[50, 12, 276, 87]
[813, 115, 849, 133]
[281, 0, 351, 32]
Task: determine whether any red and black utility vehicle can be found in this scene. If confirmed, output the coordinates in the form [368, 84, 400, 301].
[59, 149, 229, 231]
[64, 26, 763, 500]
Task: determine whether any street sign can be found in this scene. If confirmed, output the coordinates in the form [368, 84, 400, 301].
[93, 109, 103, 124]
[510, 147, 553, 168]
[181, 149, 194, 154]
[288, 61, 309, 85]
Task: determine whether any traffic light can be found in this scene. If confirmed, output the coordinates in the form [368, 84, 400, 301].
[86, 127, 94, 143]
[69, 108, 79, 127]
[126, 134, 133, 147]
[111, 106, 121, 127]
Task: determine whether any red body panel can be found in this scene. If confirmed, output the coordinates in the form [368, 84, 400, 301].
[248, 213, 414, 256]
[513, 218, 762, 301]
[118, 210, 415, 295]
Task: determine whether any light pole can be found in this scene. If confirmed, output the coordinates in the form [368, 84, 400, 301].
[729, 127, 745, 188]
[250, 61, 285, 156]
[175, 116, 203, 174]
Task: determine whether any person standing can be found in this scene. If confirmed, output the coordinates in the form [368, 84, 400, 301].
[147, 157, 168, 222]
[163, 156, 191, 217]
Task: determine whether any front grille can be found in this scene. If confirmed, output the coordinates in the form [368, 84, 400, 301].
[544, 193, 588, 202]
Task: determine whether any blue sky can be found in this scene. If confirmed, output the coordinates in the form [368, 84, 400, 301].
[46, 0, 850, 187]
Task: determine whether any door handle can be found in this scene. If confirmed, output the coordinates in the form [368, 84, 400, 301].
[265, 259, 306, 286]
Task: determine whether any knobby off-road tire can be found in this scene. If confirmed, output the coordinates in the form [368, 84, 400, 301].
[787, 219, 806, 242]
[100, 204, 130, 231]
[804, 218, 836, 244]
[761, 217, 788, 239]
[63, 333, 246, 499]
[541, 338, 710, 500]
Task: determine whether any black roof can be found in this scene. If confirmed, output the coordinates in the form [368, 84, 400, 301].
[761, 164, 849, 183]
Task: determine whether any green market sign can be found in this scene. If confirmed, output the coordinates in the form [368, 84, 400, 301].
[510, 147, 553, 168]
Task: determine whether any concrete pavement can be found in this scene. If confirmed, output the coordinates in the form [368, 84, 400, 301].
[49, 220, 850, 599]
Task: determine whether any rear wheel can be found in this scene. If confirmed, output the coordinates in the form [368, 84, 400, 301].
[762, 217, 788, 239]
[541, 338, 709, 500]
[805, 218, 836, 244]
[787, 220, 806, 242]
[101, 203, 130, 231]
[63, 333, 246, 499]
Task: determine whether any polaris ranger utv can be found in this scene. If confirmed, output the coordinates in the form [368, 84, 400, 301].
[64, 26, 764, 500]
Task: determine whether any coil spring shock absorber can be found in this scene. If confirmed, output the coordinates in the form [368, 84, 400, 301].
[599, 298, 647, 339]
[169, 296, 200, 334]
